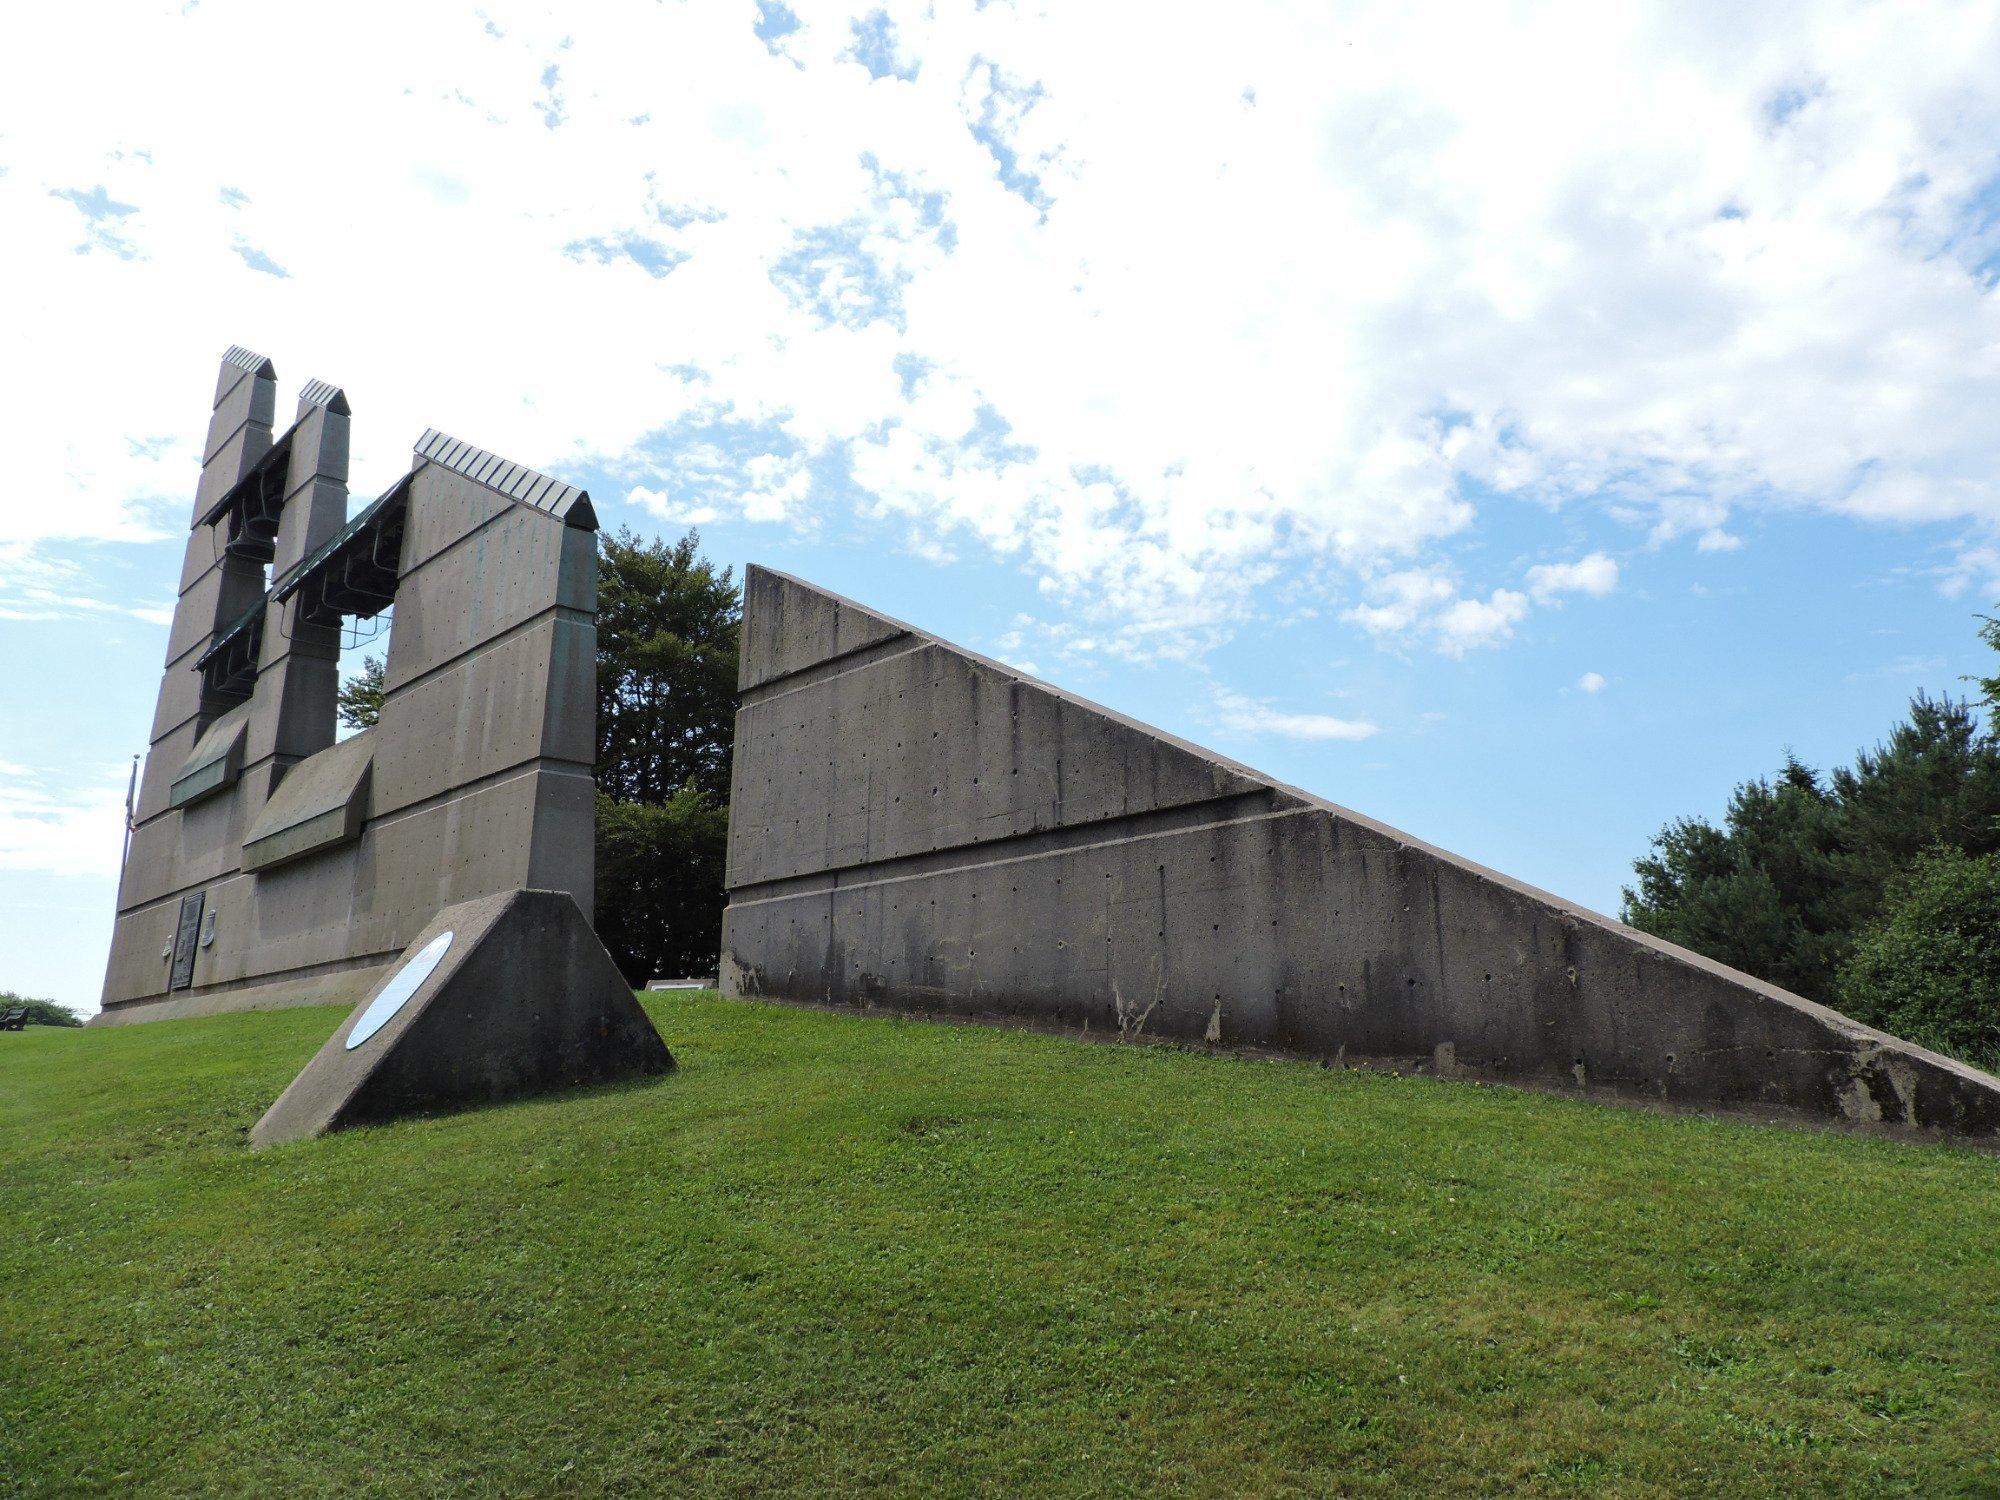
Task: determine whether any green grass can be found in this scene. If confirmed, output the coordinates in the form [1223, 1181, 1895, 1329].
[5, 994, 2000, 1497]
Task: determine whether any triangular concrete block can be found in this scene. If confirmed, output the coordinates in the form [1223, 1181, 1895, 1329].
[253, 889, 672, 1146]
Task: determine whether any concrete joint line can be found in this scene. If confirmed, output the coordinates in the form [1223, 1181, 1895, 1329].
[104, 865, 257, 920]
[728, 793, 1302, 906]
[125, 759, 593, 911]
[366, 756, 595, 831]
[382, 604, 589, 699]
[164, 947, 404, 1000]
[201, 413, 265, 467]
[212, 366, 248, 409]
[172, 551, 237, 602]
[145, 702, 205, 744]
[281, 469, 341, 504]
[737, 634, 923, 707]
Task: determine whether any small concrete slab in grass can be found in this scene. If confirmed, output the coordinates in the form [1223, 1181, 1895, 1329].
[252, 889, 673, 1147]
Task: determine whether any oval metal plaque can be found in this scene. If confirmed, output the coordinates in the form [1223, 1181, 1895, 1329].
[346, 931, 454, 1050]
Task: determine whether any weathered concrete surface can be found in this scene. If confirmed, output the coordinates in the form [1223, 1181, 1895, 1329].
[721, 567, 2000, 1141]
[100, 351, 600, 1024]
[240, 729, 372, 871]
[253, 890, 672, 1147]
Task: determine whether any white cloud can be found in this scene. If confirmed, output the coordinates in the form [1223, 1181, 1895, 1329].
[1578, 671, 1608, 693]
[1343, 568, 1457, 636]
[0, 761, 129, 879]
[1347, 552, 1610, 655]
[1212, 687, 1379, 742]
[1696, 529, 1744, 553]
[1844, 655, 1942, 682]
[1938, 545, 2000, 600]
[4, 0, 2000, 652]
[1526, 552, 1620, 602]
[1434, 589, 1532, 657]
[627, 486, 718, 526]
[0, 541, 174, 625]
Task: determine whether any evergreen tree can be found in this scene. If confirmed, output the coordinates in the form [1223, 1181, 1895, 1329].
[336, 655, 385, 731]
[1833, 693, 2000, 884]
[592, 529, 740, 983]
[1623, 688, 2000, 1006]
[595, 528, 740, 805]
[1623, 757, 1851, 1000]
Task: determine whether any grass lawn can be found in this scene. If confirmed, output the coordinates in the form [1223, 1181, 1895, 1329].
[5, 992, 2000, 1497]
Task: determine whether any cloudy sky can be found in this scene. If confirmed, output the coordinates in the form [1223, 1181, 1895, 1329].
[5, 0, 2000, 1011]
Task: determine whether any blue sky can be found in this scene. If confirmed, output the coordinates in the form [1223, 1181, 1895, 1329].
[4, 2, 2000, 1013]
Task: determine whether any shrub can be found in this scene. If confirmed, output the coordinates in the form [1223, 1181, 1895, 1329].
[1836, 848, 2000, 1070]
[1, 992, 84, 1027]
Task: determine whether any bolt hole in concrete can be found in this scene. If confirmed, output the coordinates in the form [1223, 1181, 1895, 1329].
[346, 931, 454, 1050]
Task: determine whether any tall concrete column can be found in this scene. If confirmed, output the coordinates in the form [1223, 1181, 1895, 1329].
[241, 380, 351, 806]
[129, 348, 276, 834]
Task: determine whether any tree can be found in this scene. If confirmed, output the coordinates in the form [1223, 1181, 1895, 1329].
[593, 530, 740, 983]
[1831, 693, 2000, 896]
[1, 992, 83, 1027]
[1623, 693, 2000, 1005]
[595, 528, 740, 804]
[593, 790, 732, 981]
[1623, 757, 1854, 1001]
[337, 655, 385, 731]
[1837, 848, 2000, 1070]
[1978, 614, 2000, 710]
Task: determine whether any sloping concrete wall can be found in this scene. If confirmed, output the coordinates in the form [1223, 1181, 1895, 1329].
[99, 350, 599, 1024]
[721, 567, 2000, 1140]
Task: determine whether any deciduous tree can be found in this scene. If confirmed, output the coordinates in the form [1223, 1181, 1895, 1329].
[1837, 848, 2000, 1070]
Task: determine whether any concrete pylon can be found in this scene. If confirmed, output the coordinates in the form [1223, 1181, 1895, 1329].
[720, 566, 2000, 1141]
[252, 890, 673, 1147]
[239, 379, 350, 807]
[129, 347, 276, 836]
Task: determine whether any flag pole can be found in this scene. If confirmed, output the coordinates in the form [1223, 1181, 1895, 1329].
[121, 753, 138, 869]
